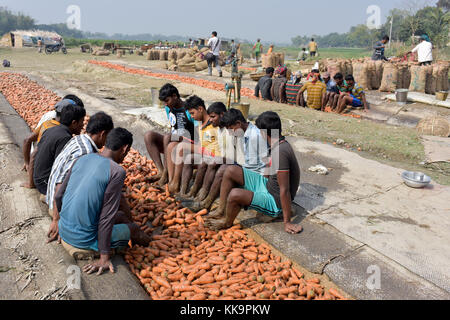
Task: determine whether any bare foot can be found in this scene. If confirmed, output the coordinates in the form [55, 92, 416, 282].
[206, 208, 224, 220]
[186, 201, 204, 212]
[175, 193, 192, 202]
[147, 172, 162, 183]
[168, 181, 180, 194]
[157, 170, 168, 187]
[187, 188, 198, 199]
[20, 182, 35, 189]
[195, 188, 208, 202]
[205, 218, 229, 231]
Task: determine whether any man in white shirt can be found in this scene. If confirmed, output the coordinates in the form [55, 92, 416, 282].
[207, 31, 222, 77]
[408, 35, 433, 66]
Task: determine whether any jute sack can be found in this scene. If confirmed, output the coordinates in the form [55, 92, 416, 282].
[168, 50, 177, 61]
[397, 64, 410, 89]
[375, 60, 384, 87]
[327, 60, 342, 79]
[353, 62, 370, 90]
[195, 60, 208, 71]
[435, 62, 450, 92]
[177, 50, 187, 60]
[379, 63, 399, 92]
[178, 63, 196, 72]
[344, 60, 353, 76]
[159, 50, 169, 61]
[179, 56, 195, 64]
[151, 50, 160, 60]
[409, 65, 432, 93]
[366, 60, 378, 89]
[262, 54, 273, 68]
[429, 65, 439, 95]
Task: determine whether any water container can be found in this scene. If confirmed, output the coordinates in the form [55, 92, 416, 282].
[395, 89, 408, 105]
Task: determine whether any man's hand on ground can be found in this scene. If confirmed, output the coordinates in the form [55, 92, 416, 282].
[46, 220, 61, 244]
[284, 222, 303, 234]
[83, 255, 114, 275]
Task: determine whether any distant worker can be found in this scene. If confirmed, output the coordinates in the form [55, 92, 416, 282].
[407, 35, 433, 66]
[207, 31, 223, 77]
[309, 38, 318, 57]
[372, 35, 390, 61]
[189, 38, 194, 48]
[255, 67, 274, 101]
[253, 39, 263, 63]
[267, 44, 274, 55]
[231, 39, 237, 55]
[297, 48, 309, 63]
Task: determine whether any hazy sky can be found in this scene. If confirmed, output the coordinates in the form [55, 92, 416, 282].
[1, 0, 437, 43]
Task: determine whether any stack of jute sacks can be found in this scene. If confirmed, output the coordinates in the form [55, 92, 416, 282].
[322, 58, 450, 94]
[261, 53, 285, 69]
[142, 46, 229, 73]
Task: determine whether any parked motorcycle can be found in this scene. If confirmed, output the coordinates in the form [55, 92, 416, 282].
[45, 44, 67, 54]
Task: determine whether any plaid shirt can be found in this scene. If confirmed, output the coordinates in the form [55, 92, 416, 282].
[46, 134, 99, 209]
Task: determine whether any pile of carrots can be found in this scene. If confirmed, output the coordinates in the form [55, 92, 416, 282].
[121, 150, 346, 300]
[88, 60, 256, 99]
[0, 73, 61, 128]
[0, 72, 347, 300]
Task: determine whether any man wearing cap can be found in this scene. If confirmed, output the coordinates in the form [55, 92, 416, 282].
[21, 96, 84, 189]
[33, 104, 86, 195]
[407, 35, 433, 66]
[322, 72, 339, 111]
[271, 65, 288, 104]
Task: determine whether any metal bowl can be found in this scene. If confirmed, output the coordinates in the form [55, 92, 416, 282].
[401, 171, 431, 188]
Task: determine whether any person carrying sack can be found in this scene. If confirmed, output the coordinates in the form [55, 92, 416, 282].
[206, 31, 222, 77]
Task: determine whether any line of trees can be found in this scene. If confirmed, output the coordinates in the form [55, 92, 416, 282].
[0, 7, 35, 35]
[292, 2, 449, 48]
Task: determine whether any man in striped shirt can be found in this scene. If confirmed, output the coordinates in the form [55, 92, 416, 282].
[46, 112, 114, 230]
[299, 69, 327, 110]
[285, 71, 303, 106]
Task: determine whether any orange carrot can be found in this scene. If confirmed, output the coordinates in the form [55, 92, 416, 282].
[329, 288, 346, 300]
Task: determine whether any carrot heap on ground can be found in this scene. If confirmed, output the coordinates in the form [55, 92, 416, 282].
[0, 72, 347, 301]
[88, 60, 256, 99]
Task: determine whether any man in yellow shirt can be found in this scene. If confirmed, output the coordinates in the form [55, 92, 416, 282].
[309, 38, 318, 57]
[299, 70, 327, 110]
